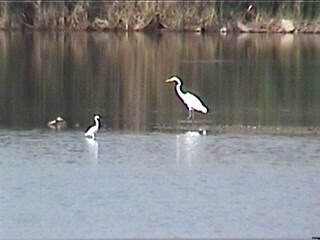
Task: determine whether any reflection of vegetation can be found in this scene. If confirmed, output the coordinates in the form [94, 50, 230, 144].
[0, 32, 320, 130]
[1, 1, 320, 31]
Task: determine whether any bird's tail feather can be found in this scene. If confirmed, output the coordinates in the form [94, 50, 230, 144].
[201, 106, 208, 113]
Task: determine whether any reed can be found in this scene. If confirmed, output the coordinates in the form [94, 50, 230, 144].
[0, 1, 319, 32]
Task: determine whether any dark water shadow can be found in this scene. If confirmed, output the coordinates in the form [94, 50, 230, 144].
[0, 31, 320, 135]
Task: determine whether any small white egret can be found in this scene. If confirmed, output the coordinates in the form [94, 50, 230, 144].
[47, 116, 67, 129]
[84, 114, 101, 139]
[166, 75, 209, 120]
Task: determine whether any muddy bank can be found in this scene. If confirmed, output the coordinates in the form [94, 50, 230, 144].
[1, 1, 320, 33]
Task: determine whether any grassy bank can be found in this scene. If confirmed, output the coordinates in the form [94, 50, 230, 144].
[1, 1, 320, 33]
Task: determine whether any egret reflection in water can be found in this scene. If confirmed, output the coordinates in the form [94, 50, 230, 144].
[176, 132, 203, 167]
[86, 138, 99, 160]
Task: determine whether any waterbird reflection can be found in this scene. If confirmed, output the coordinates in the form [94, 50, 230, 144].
[85, 137, 99, 160]
[175, 131, 202, 167]
[185, 128, 207, 136]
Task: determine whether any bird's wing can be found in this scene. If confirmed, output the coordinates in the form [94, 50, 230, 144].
[184, 92, 208, 112]
[85, 124, 97, 135]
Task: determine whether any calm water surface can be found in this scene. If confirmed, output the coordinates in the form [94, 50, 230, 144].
[0, 32, 320, 238]
[1, 130, 319, 238]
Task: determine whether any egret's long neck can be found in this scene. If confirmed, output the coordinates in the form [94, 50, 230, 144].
[175, 81, 185, 99]
[94, 118, 100, 128]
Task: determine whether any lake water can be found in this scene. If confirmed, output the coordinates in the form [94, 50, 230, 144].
[0, 31, 320, 238]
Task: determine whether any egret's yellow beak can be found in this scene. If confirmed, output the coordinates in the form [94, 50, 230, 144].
[165, 79, 173, 83]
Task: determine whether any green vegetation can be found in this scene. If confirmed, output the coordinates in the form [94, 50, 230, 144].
[0, 1, 320, 32]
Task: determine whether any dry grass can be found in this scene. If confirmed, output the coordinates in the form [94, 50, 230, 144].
[0, 1, 218, 31]
[0, 1, 319, 32]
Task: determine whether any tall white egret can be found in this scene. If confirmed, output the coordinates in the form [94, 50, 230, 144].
[84, 114, 101, 139]
[47, 116, 67, 129]
[166, 75, 208, 120]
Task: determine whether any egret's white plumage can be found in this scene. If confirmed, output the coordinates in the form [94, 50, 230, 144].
[47, 116, 67, 129]
[166, 76, 208, 120]
[84, 114, 101, 139]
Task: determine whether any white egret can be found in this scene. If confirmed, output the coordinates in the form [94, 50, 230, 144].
[84, 114, 101, 139]
[166, 75, 208, 120]
[47, 116, 67, 129]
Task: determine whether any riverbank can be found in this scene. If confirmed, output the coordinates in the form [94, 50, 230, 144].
[1, 1, 320, 33]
